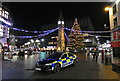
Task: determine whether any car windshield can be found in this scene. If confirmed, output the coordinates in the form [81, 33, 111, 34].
[47, 52, 62, 59]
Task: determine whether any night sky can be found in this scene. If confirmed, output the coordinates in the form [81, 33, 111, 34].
[2, 2, 112, 46]
[3, 2, 111, 31]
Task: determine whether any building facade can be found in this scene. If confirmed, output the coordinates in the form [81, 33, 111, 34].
[109, 0, 120, 57]
[0, 4, 13, 55]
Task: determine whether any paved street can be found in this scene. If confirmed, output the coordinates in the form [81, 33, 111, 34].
[2, 52, 119, 79]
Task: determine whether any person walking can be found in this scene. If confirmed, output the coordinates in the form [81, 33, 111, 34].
[87, 49, 90, 56]
[18, 51, 21, 59]
[101, 49, 104, 63]
[21, 50, 24, 60]
[92, 48, 96, 60]
[18, 50, 24, 60]
[95, 48, 99, 62]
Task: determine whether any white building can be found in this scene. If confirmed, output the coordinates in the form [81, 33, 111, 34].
[108, 0, 120, 57]
[0, 4, 13, 54]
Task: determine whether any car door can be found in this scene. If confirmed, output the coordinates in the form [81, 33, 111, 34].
[68, 53, 74, 65]
[61, 54, 68, 67]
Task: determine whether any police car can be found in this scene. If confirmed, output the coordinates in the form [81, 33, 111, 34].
[35, 51, 78, 73]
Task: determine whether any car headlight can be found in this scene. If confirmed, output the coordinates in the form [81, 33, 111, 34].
[45, 63, 53, 65]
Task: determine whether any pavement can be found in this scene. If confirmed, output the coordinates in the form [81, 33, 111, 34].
[1, 52, 120, 80]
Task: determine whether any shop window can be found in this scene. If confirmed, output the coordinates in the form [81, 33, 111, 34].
[113, 5, 117, 15]
[114, 17, 117, 28]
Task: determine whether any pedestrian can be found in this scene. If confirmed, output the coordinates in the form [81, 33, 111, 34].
[87, 49, 90, 56]
[18, 51, 21, 59]
[50, 49, 52, 54]
[93, 53, 96, 60]
[29, 49, 32, 55]
[105, 49, 107, 54]
[101, 49, 104, 63]
[92, 48, 96, 60]
[48, 50, 51, 56]
[95, 48, 99, 62]
[21, 50, 24, 60]
[18, 50, 24, 60]
[54, 49, 57, 53]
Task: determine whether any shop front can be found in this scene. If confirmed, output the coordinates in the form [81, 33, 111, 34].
[111, 29, 120, 58]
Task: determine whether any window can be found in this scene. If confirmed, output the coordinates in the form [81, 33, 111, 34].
[114, 17, 117, 28]
[5, 11, 8, 15]
[68, 53, 73, 57]
[47, 53, 62, 59]
[61, 54, 67, 59]
[113, 5, 117, 15]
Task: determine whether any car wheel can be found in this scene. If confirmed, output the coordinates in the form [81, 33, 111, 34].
[53, 64, 61, 73]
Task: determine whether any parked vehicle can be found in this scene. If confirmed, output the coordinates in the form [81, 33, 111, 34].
[35, 51, 78, 73]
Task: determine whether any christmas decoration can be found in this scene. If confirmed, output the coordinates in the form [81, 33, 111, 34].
[67, 18, 85, 53]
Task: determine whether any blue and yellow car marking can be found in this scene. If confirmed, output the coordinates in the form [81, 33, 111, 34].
[51, 53, 78, 70]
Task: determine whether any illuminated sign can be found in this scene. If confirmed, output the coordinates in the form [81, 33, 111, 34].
[111, 41, 120, 47]
[4, 43, 8, 47]
[113, 30, 120, 40]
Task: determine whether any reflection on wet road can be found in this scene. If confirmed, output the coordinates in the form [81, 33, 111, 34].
[2, 53, 119, 79]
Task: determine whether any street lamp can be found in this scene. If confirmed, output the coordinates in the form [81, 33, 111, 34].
[104, 6, 111, 12]
[15, 39, 17, 42]
[41, 39, 44, 42]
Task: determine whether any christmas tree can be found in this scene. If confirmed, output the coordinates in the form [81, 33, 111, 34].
[67, 18, 85, 52]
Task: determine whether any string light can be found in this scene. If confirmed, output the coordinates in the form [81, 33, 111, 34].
[64, 32, 69, 42]
[64, 27, 111, 33]
[3, 23, 111, 34]
[8, 25, 111, 39]
[10, 27, 59, 39]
